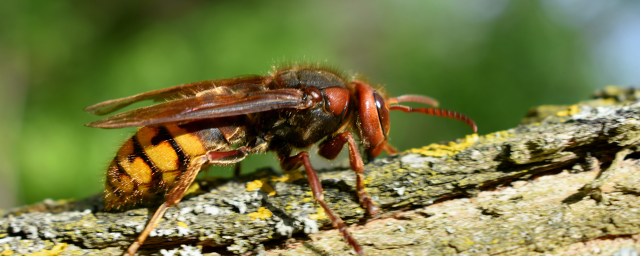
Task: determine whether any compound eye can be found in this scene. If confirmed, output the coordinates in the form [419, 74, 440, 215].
[373, 92, 390, 137]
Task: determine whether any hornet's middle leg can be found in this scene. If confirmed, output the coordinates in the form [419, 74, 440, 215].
[280, 151, 365, 256]
[319, 132, 379, 215]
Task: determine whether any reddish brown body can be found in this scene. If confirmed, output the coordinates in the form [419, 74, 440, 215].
[85, 65, 477, 255]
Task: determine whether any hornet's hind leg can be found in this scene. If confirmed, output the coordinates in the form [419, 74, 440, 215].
[123, 148, 248, 256]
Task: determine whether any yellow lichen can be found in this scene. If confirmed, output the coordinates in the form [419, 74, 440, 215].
[483, 130, 511, 141]
[364, 176, 374, 186]
[308, 207, 328, 220]
[570, 105, 580, 115]
[185, 182, 201, 196]
[1, 250, 13, 256]
[246, 178, 276, 196]
[247, 207, 273, 220]
[29, 244, 67, 256]
[465, 238, 474, 245]
[271, 175, 287, 182]
[556, 105, 580, 117]
[177, 221, 188, 228]
[271, 171, 304, 183]
[262, 184, 276, 196]
[409, 134, 478, 157]
[246, 179, 264, 191]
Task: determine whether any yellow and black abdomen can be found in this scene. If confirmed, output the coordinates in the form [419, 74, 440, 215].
[104, 119, 243, 210]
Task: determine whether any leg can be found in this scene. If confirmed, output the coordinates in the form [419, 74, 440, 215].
[123, 155, 207, 256]
[281, 152, 365, 256]
[124, 148, 248, 256]
[318, 132, 379, 215]
[384, 143, 398, 156]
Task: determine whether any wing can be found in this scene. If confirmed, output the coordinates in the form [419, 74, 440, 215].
[84, 75, 268, 115]
[86, 89, 306, 128]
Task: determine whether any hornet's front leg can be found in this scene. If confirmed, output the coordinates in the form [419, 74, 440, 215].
[280, 151, 365, 256]
[318, 132, 379, 215]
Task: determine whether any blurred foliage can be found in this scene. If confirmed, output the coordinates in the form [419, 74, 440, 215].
[0, 1, 604, 207]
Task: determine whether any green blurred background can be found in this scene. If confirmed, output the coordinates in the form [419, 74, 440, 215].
[1, 1, 638, 209]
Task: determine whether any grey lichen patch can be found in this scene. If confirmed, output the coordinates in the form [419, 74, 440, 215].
[507, 132, 574, 165]
[607, 118, 640, 146]
[3, 87, 640, 254]
[615, 164, 640, 195]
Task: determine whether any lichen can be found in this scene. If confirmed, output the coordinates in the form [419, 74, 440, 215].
[271, 171, 304, 183]
[556, 104, 581, 117]
[482, 130, 512, 142]
[246, 178, 276, 196]
[409, 134, 478, 157]
[28, 243, 66, 256]
[307, 207, 327, 220]
[184, 182, 202, 196]
[4, 87, 640, 255]
[246, 207, 272, 221]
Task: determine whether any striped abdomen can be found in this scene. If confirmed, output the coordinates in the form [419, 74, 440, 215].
[104, 119, 246, 210]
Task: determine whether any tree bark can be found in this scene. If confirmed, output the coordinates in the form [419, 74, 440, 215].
[2, 87, 640, 255]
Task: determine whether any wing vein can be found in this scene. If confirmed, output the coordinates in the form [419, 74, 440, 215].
[86, 89, 306, 128]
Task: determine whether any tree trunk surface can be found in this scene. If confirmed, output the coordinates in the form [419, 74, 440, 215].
[2, 87, 640, 255]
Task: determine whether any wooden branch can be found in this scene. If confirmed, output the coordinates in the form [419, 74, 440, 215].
[2, 87, 640, 255]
